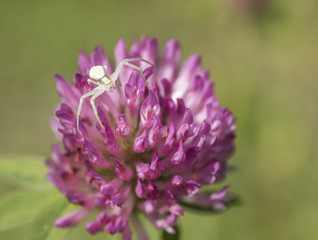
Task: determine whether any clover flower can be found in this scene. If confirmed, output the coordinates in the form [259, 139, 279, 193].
[47, 37, 236, 239]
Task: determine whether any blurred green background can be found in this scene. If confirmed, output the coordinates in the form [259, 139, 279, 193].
[0, 0, 317, 239]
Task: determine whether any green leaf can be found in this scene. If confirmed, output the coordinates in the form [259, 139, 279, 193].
[0, 155, 50, 189]
[162, 226, 180, 240]
[27, 199, 71, 240]
[0, 189, 61, 231]
[180, 193, 241, 214]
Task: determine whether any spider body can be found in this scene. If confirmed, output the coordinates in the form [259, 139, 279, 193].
[76, 58, 152, 132]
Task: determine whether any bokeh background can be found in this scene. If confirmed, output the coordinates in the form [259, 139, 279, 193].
[0, 0, 317, 239]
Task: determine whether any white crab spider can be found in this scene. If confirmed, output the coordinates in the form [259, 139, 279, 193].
[76, 58, 153, 132]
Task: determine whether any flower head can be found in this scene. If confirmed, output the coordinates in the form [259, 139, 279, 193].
[47, 37, 236, 239]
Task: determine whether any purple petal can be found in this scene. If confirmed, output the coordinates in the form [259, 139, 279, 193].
[195, 159, 220, 184]
[172, 54, 201, 99]
[181, 186, 230, 211]
[159, 122, 176, 155]
[155, 214, 176, 234]
[136, 162, 150, 181]
[115, 38, 128, 64]
[86, 170, 106, 189]
[160, 78, 173, 97]
[149, 150, 164, 179]
[100, 178, 122, 196]
[163, 39, 181, 67]
[157, 39, 181, 82]
[86, 221, 104, 234]
[140, 90, 160, 129]
[135, 178, 148, 199]
[55, 75, 80, 108]
[110, 157, 133, 181]
[78, 50, 90, 74]
[171, 141, 185, 165]
[115, 114, 131, 137]
[171, 176, 200, 196]
[83, 140, 111, 168]
[148, 116, 167, 148]
[125, 71, 146, 109]
[142, 200, 158, 214]
[55, 208, 91, 228]
[210, 186, 228, 201]
[139, 37, 158, 68]
[133, 129, 149, 153]
[97, 107, 122, 155]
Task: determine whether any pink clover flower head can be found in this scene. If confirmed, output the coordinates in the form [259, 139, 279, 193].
[47, 37, 236, 239]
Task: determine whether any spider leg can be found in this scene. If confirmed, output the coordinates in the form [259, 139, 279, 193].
[110, 58, 153, 86]
[122, 58, 153, 66]
[122, 62, 148, 86]
[76, 87, 104, 132]
[87, 79, 99, 87]
[90, 87, 108, 129]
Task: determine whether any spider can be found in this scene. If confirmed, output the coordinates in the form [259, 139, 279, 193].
[76, 58, 153, 132]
